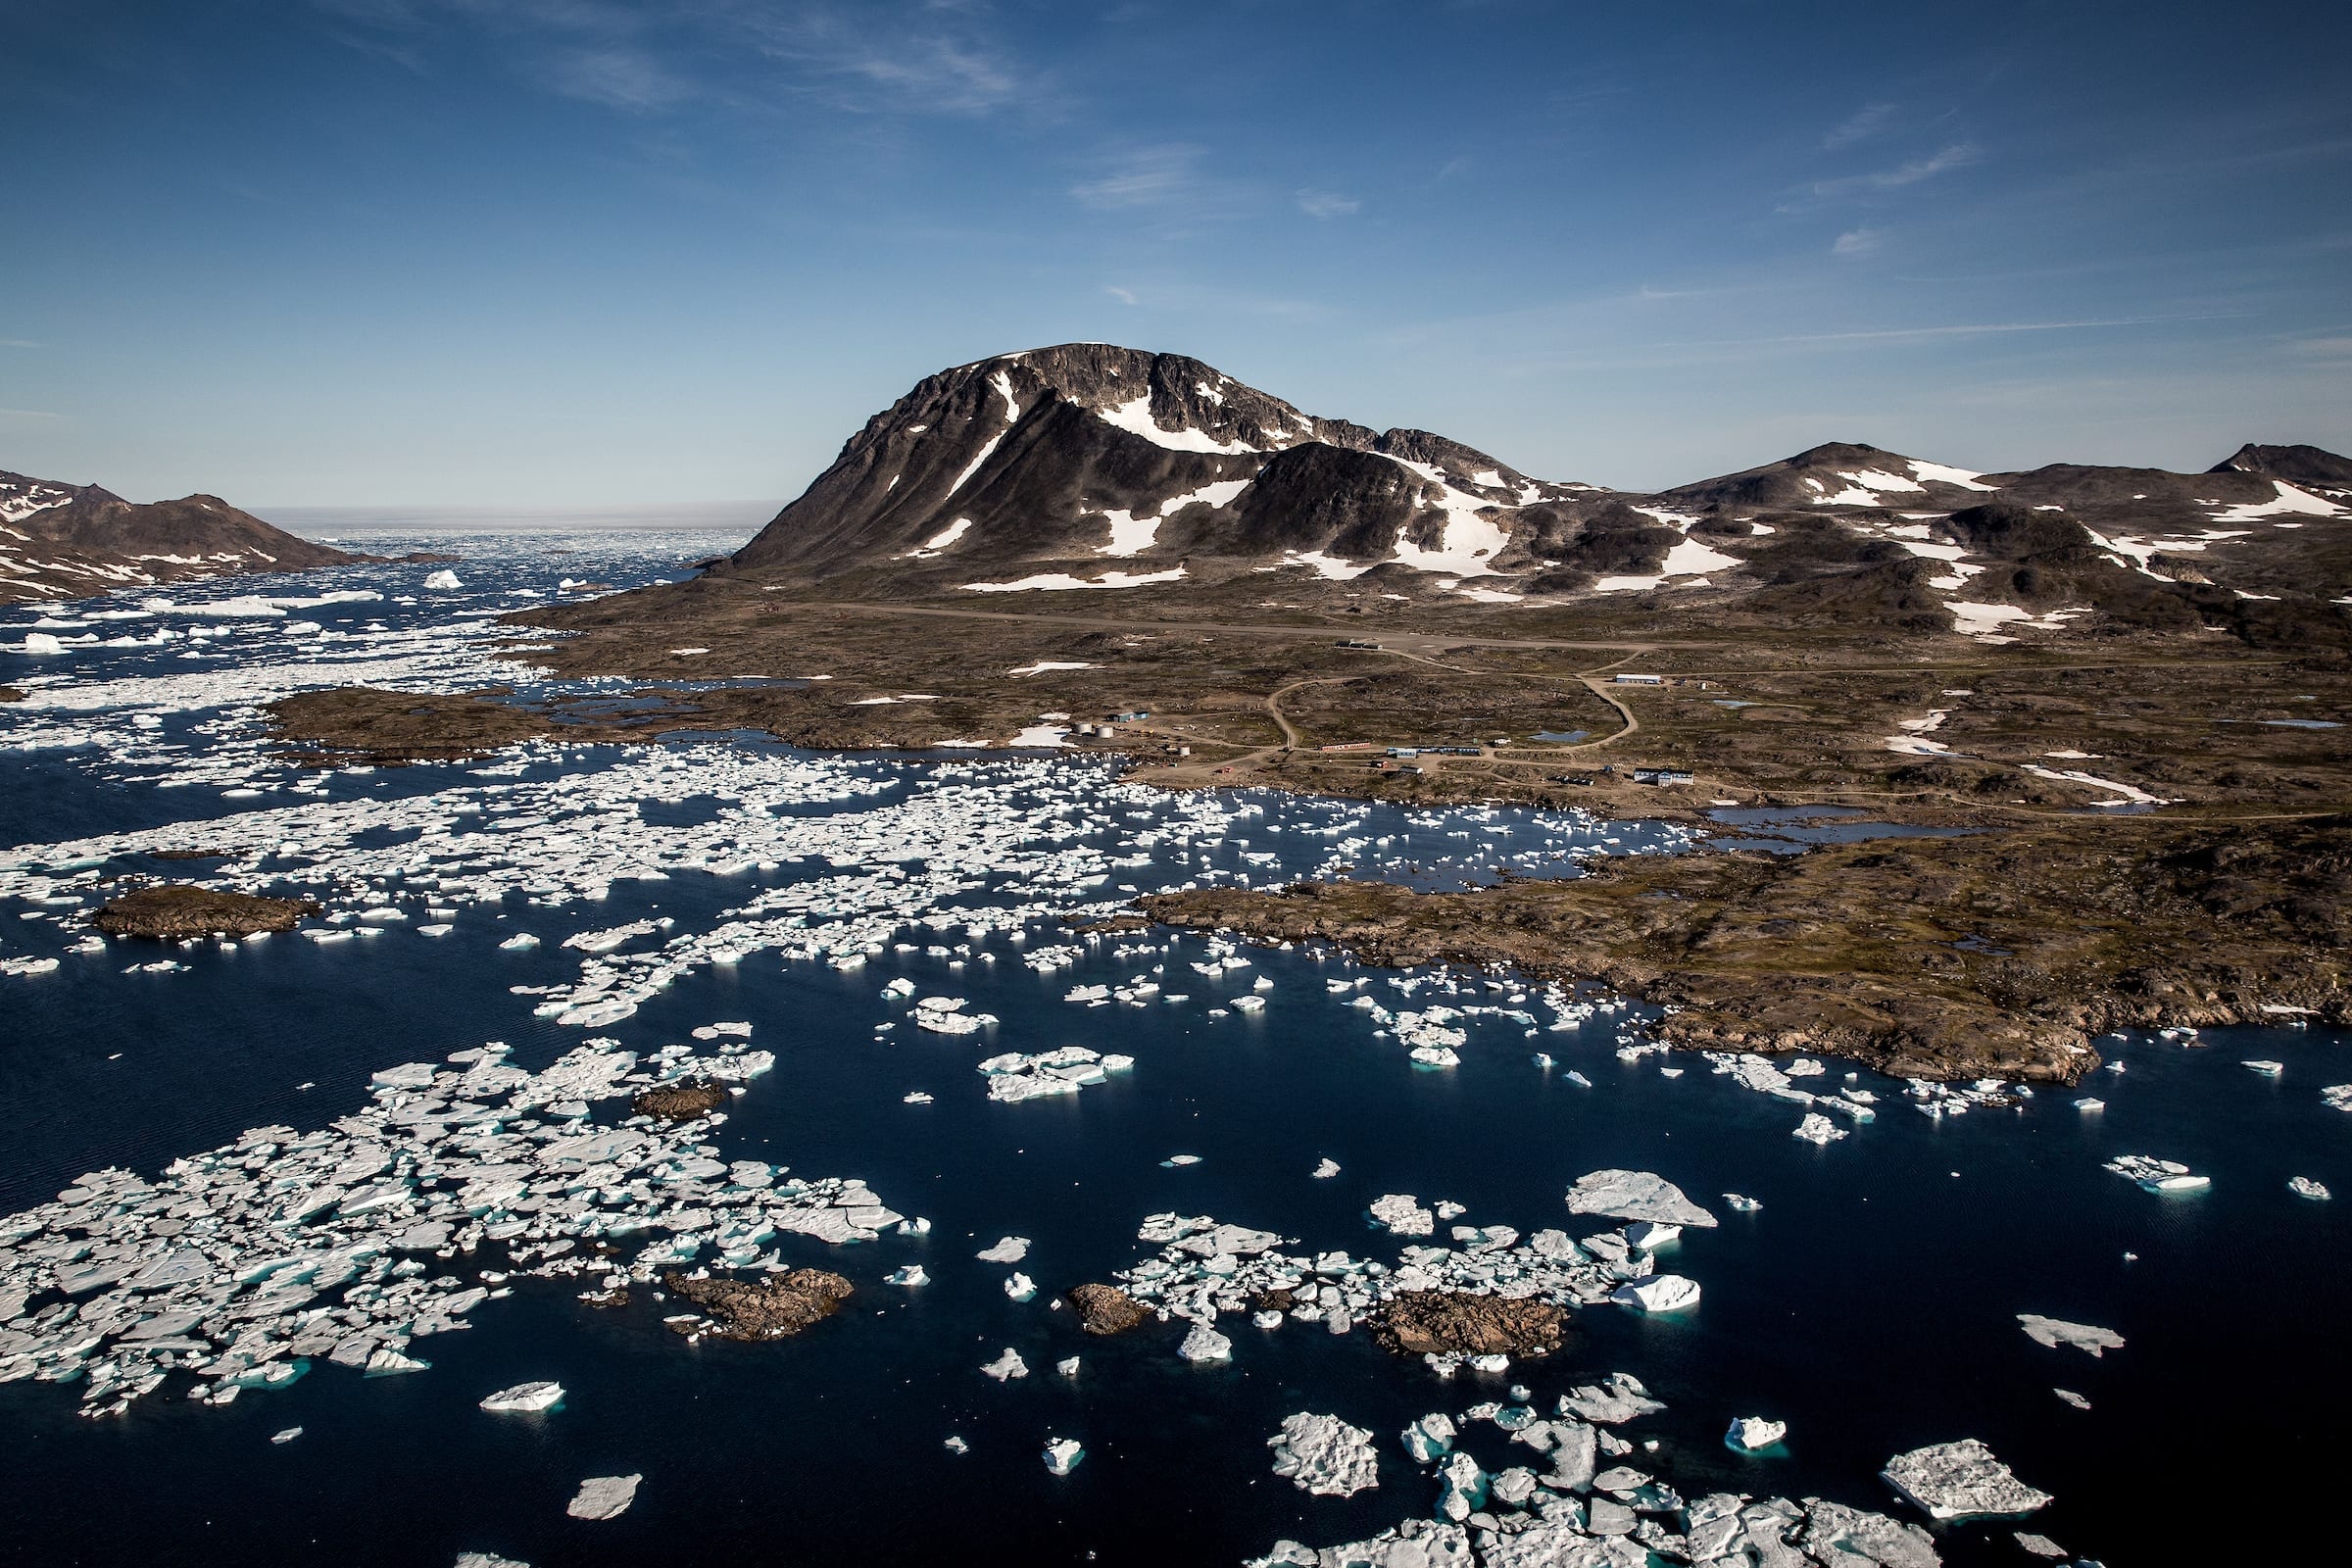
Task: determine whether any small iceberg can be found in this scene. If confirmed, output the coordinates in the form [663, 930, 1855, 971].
[479, 1380, 565, 1413]
[565, 1474, 640, 1521]
[1043, 1437, 1085, 1476]
[1725, 1416, 1788, 1452]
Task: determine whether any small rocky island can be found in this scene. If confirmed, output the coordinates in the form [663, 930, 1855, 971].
[91, 885, 322, 939]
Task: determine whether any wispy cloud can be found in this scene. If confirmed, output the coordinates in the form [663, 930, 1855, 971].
[544, 45, 690, 111]
[1105, 285, 1138, 306]
[1824, 102, 1895, 150]
[1749, 314, 2238, 346]
[1070, 144, 1226, 212]
[1809, 142, 1981, 198]
[1296, 189, 1359, 220]
[0, 408, 60, 420]
[309, 0, 1033, 119]
[745, 8, 1025, 116]
[0, 338, 41, 349]
[1832, 226, 1883, 256]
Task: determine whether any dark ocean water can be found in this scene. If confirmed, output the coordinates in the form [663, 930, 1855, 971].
[3, 537, 2345, 1567]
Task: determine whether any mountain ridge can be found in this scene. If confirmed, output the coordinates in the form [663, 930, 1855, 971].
[1, 470, 358, 604]
[718, 343, 2351, 647]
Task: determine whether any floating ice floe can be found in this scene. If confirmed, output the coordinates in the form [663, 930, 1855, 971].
[2017, 1315, 2123, 1357]
[2289, 1177, 2330, 1200]
[980, 1348, 1027, 1381]
[1563, 1170, 1717, 1228]
[976, 1046, 1131, 1102]
[2324, 1085, 2352, 1112]
[1255, 1375, 1933, 1568]
[0, 1034, 890, 1417]
[1267, 1411, 1381, 1496]
[422, 570, 463, 591]
[1881, 1439, 2051, 1520]
[271, 1426, 303, 1444]
[1722, 1194, 1762, 1213]
[1610, 1275, 1700, 1313]
[1004, 1273, 1037, 1301]
[1311, 1159, 1341, 1180]
[886, 1265, 928, 1286]
[1368, 1194, 1435, 1236]
[1043, 1437, 1084, 1476]
[2104, 1154, 2210, 1193]
[1790, 1113, 1847, 1146]
[976, 1236, 1030, 1263]
[2242, 1059, 2283, 1077]
[1725, 1416, 1788, 1451]
[565, 1474, 640, 1521]
[479, 1380, 565, 1412]
[1178, 1323, 1233, 1362]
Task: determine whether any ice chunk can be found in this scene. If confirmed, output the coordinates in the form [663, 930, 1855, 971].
[1564, 1169, 1717, 1227]
[1401, 1413, 1456, 1462]
[944, 1435, 969, 1454]
[1791, 1112, 1847, 1145]
[2290, 1176, 2331, 1200]
[2104, 1153, 2210, 1192]
[565, 1474, 640, 1521]
[479, 1381, 565, 1413]
[1312, 1158, 1342, 1179]
[1368, 1194, 1435, 1236]
[976, 1237, 1031, 1263]
[499, 933, 539, 952]
[1056, 1356, 1080, 1377]
[1610, 1275, 1700, 1312]
[271, 1427, 303, 1445]
[980, 1348, 1027, 1381]
[1725, 1416, 1787, 1450]
[1435, 1450, 1487, 1522]
[364, 1347, 430, 1377]
[886, 1265, 929, 1286]
[1178, 1323, 1233, 1362]
[423, 569, 463, 590]
[1723, 1193, 1762, 1213]
[2017, 1315, 2124, 1357]
[1881, 1439, 2052, 1519]
[1267, 1411, 1380, 1496]
[1624, 1221, 1681, 1250]
[1004, 1273, 1037, 1301]
[1043, 1437, 1085, 1475]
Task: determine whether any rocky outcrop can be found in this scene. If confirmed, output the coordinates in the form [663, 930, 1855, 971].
[631, 1082, 729, 1121]
[91, 885, 321, 939]
[0, 469, 357, 605]
[1066, 1283, 1152, 1335]
[1371, 1291, 1567, 1356]
[661, 1268, 853, 1341]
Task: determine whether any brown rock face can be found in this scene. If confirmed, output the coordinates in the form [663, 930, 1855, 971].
[91, 885, 321, 939]
[1371, 1292, 1567, 1357]
[632, 1082, 729, 1121]
[661, 1269, 853, 1341]
[1066, 1283, 1152, 1336]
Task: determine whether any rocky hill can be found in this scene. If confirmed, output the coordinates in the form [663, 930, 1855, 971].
[0, 471, 356, 604]
[717, 343, 2352, 648]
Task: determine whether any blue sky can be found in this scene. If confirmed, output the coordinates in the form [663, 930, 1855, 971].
[3, 0, 2348, 507]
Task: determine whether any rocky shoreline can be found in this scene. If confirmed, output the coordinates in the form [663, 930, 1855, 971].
[1141, 816, 2351, 1084]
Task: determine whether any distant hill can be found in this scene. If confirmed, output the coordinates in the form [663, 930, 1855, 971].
[715, 343, 2352, 646]
[0, 471, 357, 604]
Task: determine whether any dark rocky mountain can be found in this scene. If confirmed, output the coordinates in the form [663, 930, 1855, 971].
[717, 342, 2351, 645]
[728, 343, 1592, 586]
[0, 471, 356, 604]
[2210, 443, 2352, 495]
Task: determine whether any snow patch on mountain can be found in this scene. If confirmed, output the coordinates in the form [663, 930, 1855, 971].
[1095, 394, 1257, 456]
